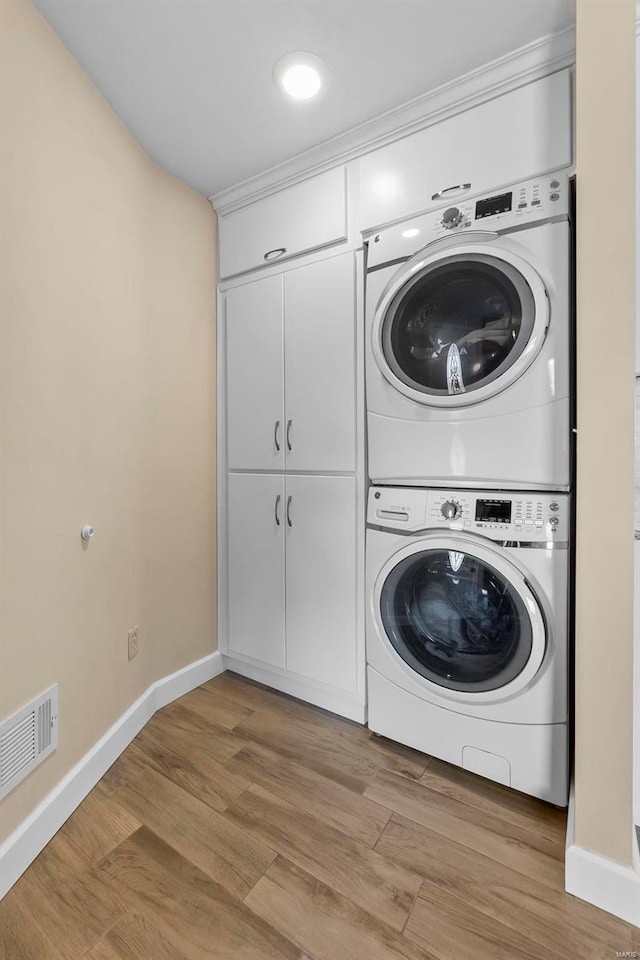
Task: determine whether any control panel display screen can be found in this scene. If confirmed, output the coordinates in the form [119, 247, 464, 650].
[475, 192, 513, 220]
[475, 499, 512, 523]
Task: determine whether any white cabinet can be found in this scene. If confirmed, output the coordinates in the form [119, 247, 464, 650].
[219, 167, 348, 279]
[285, 256, 356, 472]
[358, 69, 572, 231]
[285, 476, 357, 691]
[223, 250, 361, 709]
[226, 275, 284, 471]
[227, 473, 357, 693]
[225, 252, 356, 473]
[227, 473, 286, 668]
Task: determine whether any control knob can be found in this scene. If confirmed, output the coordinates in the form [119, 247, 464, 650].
[441, 207, 464, 229]
[441, 501, 460, 520]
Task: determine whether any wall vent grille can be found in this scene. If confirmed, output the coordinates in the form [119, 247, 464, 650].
[0, 685, 58, 800]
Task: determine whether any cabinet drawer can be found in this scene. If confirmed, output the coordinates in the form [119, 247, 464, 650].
[219, 167, 348, 278]
[358, 70, 572, 231]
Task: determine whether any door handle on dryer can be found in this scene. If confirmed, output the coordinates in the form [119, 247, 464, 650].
[286, 419, 293, 451]
[431, 182, 471, 201]
[286, 495, 293, 527]
[274, 494, 281, 526]
[274, 419, 281, 452]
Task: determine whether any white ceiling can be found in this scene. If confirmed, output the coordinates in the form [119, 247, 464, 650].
[33, 0, 575, 199]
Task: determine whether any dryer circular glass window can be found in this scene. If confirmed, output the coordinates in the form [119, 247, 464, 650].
[379, 547, 534, 692]
[380, 253, 537, 398]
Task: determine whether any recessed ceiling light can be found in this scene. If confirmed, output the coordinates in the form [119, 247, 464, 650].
[274, 52, 327, 101]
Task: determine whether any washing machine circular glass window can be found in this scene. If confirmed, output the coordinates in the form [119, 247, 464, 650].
[379, 547, 534, 692]
[381, 253, 536, 398]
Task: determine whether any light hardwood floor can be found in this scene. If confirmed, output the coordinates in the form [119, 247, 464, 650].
[1, 672, 637, 959]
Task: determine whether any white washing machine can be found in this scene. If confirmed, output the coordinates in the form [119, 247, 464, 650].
[366, 485, 569, 805]
[365, 170, 572, 491]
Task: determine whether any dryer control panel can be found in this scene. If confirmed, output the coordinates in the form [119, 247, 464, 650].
[368, 487, 570, 543]
[365, 169, 570, 270]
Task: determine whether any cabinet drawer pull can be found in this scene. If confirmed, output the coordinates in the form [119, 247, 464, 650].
[431, 183, 471, 201]
[286, 495, 293, 527]
[264, 247, 287, 261]
[286, 419, 293, 451]
[274, 419, 281, 451]
[274, 494, 281, 526]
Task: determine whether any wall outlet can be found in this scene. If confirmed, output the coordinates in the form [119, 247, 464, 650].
[128, 626, 139, 661]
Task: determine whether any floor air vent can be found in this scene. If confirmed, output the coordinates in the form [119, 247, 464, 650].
[0, 684, 58, 800]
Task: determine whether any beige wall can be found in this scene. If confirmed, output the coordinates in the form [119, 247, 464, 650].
[0, 0, 217, 841]
[574, 0, 635, 865]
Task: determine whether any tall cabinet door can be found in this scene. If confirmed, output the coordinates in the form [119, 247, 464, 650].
[285, 475, 357, 691]
[226, 275, 285, 470]
[227, 473, 286, 668]
[284, 254, 356, 472]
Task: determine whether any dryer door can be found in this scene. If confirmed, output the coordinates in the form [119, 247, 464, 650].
[371, 236, 549, 408]
[375, 536, 546, 703]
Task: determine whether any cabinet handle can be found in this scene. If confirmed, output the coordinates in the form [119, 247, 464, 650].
[274, 494, 281, 526]
[286, 419, 292, 451]
[264, 247, 287, 261]
[431, 183, 471, 201]
[274, 419, 281, 451]
[286, 495, 293, 527]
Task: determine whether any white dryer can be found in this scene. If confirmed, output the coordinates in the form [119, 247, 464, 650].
[366, 485, 569, 805]
[365, 171, 572, 491]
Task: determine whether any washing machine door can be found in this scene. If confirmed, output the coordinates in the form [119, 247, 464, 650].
[374, 536, 546, 703]
[371, 234, 549, 408]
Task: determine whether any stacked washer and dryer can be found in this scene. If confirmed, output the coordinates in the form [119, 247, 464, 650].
[364, 171, 572, 805]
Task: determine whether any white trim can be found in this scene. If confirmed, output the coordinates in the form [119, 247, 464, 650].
[565, 784, 640, 926]
[223, 655, 366, 723]
[565, 845, 640, 927]
[210, 27, 575, 215]
[0, 651, 223, 900]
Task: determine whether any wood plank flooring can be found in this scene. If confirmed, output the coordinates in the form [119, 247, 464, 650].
[1, 672, 636, 959]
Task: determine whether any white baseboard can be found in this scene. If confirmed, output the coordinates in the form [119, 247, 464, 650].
[0, 650, 223, 900]
[224, 655, 366, 723]
[565, 785, 640, 926]
[566, 844, 640, 926]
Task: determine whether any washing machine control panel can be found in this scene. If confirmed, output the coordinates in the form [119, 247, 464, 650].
[368, 487, 569, 542]
[365, 169, 570, 271]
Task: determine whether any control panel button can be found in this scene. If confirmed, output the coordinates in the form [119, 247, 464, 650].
[549, 502, 559, 512]
[550, 179, 560, 189]
[549, 193, 560, 201]
[441, 500, 460, 520]
[549, 517, 559, 527]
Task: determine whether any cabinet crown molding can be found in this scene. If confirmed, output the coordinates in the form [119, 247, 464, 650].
[210, 25, 575, 217]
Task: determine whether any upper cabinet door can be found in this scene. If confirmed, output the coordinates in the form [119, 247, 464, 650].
[225, 275, 285, 471]
[219, 168, 348, 279]
[284, 254, 356, 472]
[358, 70, 572, 231]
